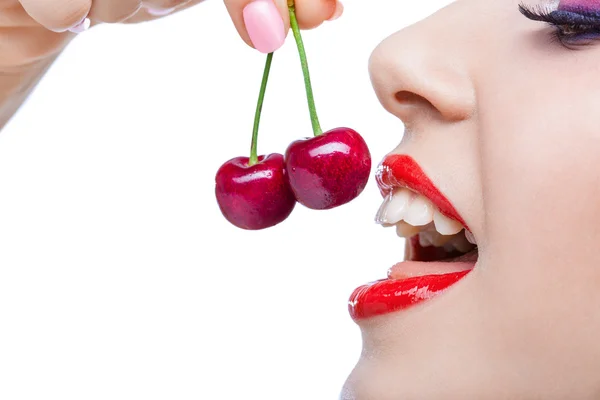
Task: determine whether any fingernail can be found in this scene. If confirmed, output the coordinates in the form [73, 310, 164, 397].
[243, 0, 285, 54]
[327, 1, 344, 21]
[146, 6, 176, 16]
[68, 17, 90, 33]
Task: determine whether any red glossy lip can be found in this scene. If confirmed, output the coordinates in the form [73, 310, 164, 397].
[349, 154, 474, 321]
[376, 154, 467, 229]
[349, 270, 470, 320]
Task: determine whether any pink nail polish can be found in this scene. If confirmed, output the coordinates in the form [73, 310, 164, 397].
[243, 0, 285, 53]
[68, 17, 90, 34]
[146, 6, 176, 16]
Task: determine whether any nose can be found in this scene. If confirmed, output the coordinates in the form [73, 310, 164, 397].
[369, 15, 476, 126]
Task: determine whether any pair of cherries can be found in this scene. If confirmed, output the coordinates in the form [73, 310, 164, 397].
[215, 2, 371, 230]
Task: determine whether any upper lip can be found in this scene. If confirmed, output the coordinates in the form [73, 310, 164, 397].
[375, 154, 468, 229]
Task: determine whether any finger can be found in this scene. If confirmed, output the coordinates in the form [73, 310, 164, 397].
[224, 0, 339, 53]
[294, 0, 339, 30]
[88, 0, 142, 23]
[18, 0, 92, 32]
[224, 0, 286, 51]
[142, 0, 190, 16]
[1, 1, 38, 28]
[124, 0, 203, 23]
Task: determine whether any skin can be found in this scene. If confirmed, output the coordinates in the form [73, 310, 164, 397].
[3, 0, 600, 398]
[0, 0, 339, 127]
[343, 0, 600, 398]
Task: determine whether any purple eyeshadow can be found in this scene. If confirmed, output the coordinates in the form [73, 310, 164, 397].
[520, 0, 600, 46]
[559, 0, 600, 12]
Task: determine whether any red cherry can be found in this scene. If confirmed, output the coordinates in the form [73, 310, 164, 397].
[215, 153, 296, 230]
[284, 127, 371, 210]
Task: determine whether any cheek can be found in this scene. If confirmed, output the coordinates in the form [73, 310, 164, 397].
[461, 52, 600, 380]
[476, 82, 600, 326]
[482, 103, 600, 242]
[476, 52, 600, 254]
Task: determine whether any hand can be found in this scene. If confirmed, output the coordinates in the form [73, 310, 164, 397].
[2, 1, 202, 67]
[224, 0, 343, 53]
[15, 0, 205, 32]
[2, 0, 341, 67]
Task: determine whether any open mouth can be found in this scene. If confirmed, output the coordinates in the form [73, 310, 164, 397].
[348, 155, 478, 321]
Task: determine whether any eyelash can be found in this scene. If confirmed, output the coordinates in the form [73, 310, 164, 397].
[519, 3, 600, 48]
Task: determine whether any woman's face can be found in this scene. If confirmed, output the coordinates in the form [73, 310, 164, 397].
[343, 0, 600, 397]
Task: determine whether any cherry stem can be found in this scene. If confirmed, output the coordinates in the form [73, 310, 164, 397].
[249, 52, 274, 166]
[288, 1, 323, 137]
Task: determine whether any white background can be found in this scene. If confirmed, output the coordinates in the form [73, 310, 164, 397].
[0, 1, 450, 399]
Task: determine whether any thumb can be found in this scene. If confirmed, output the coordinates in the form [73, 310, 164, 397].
[224, 0, 341, 53]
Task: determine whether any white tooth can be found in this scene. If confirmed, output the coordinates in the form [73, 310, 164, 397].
[403, 195, 434, 226]
[395, 221, 422, 238]
[419, 232, 433, 247]
[433, 209, 464, 236]
[375, 192, 393, 224]
[465, 230, 477, 245]
[377, 188, 413, 225]
[430, 230, 453, 247]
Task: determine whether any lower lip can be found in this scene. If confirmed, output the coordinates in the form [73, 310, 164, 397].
[348, 268, 472, 321]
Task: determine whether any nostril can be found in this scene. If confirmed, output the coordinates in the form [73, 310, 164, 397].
[395, 91, 435, 108]
[394, 91, 440, 119]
